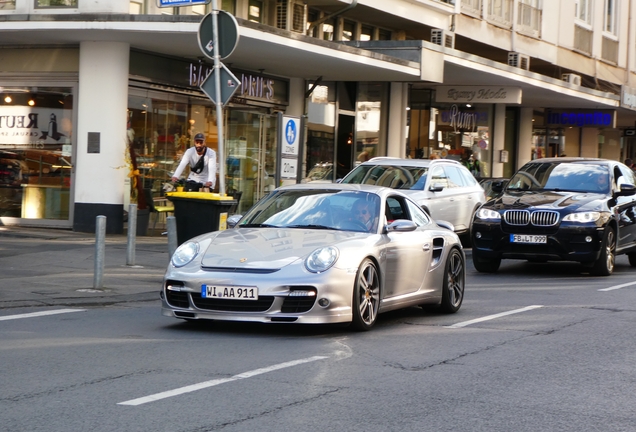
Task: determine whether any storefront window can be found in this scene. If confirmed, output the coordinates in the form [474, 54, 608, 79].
[305, 82, 336, 182]
[128, 91, 217, 201]
[407, 88, 492, 178]
[225, 110, 277, 213]
[355, 83, 384, 164]
[0, 87, 74, 220]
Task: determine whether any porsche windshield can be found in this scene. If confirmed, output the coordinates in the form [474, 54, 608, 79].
[238, 190, 381, 233]
[506, 162, 610, 194]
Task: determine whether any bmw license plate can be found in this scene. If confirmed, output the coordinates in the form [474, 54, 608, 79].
[510, 234, 547, 244]
[202, 285, 258, 300]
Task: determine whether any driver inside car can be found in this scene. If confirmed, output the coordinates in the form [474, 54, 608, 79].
[352, 199, 375, 231]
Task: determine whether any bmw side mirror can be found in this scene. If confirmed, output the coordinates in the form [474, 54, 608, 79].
[618, 183, 636, 197]
[491, 181, 504, 193]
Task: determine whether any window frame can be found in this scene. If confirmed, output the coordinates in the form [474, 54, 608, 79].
[35, 0, 78, 8]
[603, 0, 618, 37]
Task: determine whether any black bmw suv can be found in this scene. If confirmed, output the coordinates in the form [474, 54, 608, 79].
[471, 158, 636, 276]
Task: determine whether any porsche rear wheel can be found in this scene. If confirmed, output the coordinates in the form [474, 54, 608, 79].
[351, 258, 380, 331]
[441, 248, 465, 313]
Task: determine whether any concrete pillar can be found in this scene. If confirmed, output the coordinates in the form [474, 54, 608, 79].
[74, 41, 130, 233]
[386, 82, 408, 158]
[580, 128, 599, 158]
[517, 107, 533, 167]
[491, 104, 506, 177]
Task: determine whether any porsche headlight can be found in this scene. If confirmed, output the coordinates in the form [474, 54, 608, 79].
[305, 246, 339, 273]
[171, 241, 200, 267]
[476, 208, 501, 220]
[563, 212, 601, 223]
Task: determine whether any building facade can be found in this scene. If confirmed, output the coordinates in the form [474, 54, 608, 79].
[0, 0, 635, 233]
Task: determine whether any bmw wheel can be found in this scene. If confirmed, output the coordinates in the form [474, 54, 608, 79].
[472, 248, 501, 273]
[591, 227, 615, 276]
[351, 258, 380, 331]
[440, 248, 465, 313]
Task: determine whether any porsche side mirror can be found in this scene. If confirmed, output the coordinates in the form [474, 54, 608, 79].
[227, 214, 243, 228]
[385, 219, 417, 233]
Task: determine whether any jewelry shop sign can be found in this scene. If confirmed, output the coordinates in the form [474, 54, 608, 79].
[435, 86, 522, 104]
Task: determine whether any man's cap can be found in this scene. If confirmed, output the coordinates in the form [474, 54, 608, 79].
[194, 133, 205, 141]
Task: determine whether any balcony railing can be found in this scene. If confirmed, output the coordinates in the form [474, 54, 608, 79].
[573, 25, 592, 55]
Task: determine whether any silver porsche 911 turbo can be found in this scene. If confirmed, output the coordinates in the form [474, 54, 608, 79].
[161, 183, 465, 331]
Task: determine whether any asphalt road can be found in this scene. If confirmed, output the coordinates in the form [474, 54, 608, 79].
[2, 256, 636, 432]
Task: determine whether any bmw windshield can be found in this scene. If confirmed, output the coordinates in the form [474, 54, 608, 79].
[506, 162, 610, 194]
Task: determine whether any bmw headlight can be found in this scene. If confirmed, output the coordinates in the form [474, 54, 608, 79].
[171, 241, 200, 267]
[305, 246, 339, 273]
[563, 212, 601, 223]
[476, 208, 501, 220]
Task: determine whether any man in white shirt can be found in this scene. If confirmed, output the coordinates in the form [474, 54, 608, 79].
[171, 133, 217, 191]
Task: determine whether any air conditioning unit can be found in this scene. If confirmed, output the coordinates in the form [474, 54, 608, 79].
[431, 29, 455, 49]
[276, 0, 307, 34]
[562, 73, 582, 86]
[508, 52, 530, 70]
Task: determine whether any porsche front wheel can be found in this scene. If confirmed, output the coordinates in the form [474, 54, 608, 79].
[440, 248, 465, 313]
[351, 258, 380, 331]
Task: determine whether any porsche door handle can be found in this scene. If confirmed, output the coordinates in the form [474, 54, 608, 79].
[423, 243, 431, 251]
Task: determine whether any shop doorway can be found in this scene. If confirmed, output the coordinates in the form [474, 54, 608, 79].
[336, 114, 355, 180]
[225, 110, 277, 214]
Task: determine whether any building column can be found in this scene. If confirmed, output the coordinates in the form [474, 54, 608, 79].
[491, 104, 506, 177]
[517, 107, 533, 168]
[386, 82, 408, 158]
[73, 41, 130, 233]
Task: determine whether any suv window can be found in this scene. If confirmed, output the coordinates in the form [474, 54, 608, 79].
[445, 166, 467, 188]
[430, 166, 449, 189]
[341, 164, 427, 189]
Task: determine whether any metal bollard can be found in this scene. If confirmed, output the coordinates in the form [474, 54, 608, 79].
[94, 215, 106, 289]
[167, 216, 178, 259]
[126, 203, 137, 266]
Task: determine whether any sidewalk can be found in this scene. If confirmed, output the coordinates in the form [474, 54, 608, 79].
[0, 225, 170, 309]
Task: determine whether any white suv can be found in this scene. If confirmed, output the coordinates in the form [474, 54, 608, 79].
[340, 157, 486, 235]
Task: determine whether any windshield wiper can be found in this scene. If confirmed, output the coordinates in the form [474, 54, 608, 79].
[286, 224, 334, 230]
[240, 223, 279, 228]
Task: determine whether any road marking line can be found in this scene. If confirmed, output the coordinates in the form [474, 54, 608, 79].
[598, 281, 636, 292]
[0, 309, 86, 321]
[445, 305, 544, 329]
[118, 355, 329, 406]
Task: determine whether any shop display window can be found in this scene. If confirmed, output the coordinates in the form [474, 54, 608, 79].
[128, 92, 217, 201]
[407, 88, 492, 178]
[0, 87, 74, 220]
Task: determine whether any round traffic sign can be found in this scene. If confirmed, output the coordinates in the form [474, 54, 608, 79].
[197, 11, 240, 61]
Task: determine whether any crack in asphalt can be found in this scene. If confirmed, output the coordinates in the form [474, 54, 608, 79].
[179, 387, 341, 432]
[1, 369, 159, 402]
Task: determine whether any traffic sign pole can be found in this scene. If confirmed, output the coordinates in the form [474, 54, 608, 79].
[211, 0, 226, 196]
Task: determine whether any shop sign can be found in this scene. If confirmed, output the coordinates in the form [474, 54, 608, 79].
[0, 106, 71, 149]
[545, 109, 616, 128]
[438, 105, 489, 133]
[435, 86, 522, 104]
[621, 86, 636, 111]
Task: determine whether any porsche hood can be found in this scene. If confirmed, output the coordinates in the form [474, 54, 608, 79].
[199, 228, 362, 270]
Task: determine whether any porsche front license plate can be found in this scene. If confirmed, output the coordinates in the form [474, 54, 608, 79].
[202, 285, 258, 300]
[510, 234, 547, 244]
